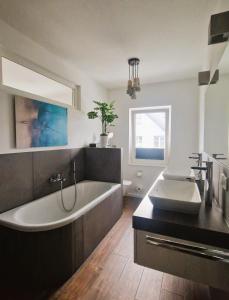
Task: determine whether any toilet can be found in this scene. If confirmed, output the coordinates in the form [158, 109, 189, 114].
[123, 180, 132, 196]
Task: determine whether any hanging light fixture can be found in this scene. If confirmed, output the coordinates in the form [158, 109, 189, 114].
[126, 58, 141, 99]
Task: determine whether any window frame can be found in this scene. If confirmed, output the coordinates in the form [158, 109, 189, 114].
[129, 106, 171, 167]
[0, 49, 81, 110]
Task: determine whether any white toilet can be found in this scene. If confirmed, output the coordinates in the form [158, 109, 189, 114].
[123, 180, 132, 196]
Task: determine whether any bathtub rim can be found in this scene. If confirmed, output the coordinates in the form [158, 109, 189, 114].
[0, 180, 121, 232]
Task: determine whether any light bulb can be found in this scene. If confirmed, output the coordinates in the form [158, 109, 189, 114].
[135, 77, 141, 91]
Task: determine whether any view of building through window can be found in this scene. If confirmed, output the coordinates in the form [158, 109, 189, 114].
[135, 112, 166, 160]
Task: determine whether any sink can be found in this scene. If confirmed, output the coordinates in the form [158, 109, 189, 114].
[162, 168, 195, 181]
[149, 179, 201, 214]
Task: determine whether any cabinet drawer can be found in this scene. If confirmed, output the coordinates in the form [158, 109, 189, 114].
[134, 229, 229, 291]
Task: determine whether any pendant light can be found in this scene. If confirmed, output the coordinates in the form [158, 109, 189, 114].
[126, 58, 141, 99]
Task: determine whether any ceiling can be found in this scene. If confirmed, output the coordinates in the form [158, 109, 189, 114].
[0, 0, 226, 88]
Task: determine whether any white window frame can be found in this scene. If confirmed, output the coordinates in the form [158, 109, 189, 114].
[0, 47, 81, 110]
[129, 106, 171, 167]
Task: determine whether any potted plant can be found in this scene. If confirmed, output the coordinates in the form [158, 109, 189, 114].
[87, 101, 118, 147]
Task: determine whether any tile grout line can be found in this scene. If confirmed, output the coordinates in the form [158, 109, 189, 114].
[158, 272, 165, 300]
[134, 265, 145, 300]
[161, 274, 185, 298]
[117, 255, 130, 281]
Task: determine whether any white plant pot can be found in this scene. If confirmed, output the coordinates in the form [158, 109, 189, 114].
[100, 135, 108, 148]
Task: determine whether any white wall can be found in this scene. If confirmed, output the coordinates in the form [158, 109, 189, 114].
[0, 19, 107, 154]
[108, 79, 199, 197]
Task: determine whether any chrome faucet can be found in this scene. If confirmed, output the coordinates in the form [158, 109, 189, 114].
[189, 153, 203, 180]
[191, 161, 213, 207]
[49, 173, 66, 183]
[189, 153, 202, 167]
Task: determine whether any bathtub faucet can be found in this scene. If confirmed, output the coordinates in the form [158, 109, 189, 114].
[49, 173, 66, 184]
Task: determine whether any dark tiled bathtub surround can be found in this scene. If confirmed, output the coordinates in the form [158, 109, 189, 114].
[0, 153, 33, 213]
[85, 147, 122, 183]
[0, 147, 122, 213]
[33, 150, 72, 199]
[33, 148, 86, 199]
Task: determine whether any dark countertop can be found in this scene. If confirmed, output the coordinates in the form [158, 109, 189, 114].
[133, 187, 229, 250]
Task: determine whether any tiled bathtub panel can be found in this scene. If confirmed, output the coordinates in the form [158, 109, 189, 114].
[0, 147, 121, 212]
[0, 152, 33, 213]
[33, 149, 72, 199]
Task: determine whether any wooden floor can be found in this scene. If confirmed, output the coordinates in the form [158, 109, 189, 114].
[48, 197, 229, 300]
[1, 197, 229, 300]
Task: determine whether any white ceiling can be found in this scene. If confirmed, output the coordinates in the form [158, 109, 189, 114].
[0, 0, 226, 88]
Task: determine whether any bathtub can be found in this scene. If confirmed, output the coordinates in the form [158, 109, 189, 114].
[0, 180, 121, 232]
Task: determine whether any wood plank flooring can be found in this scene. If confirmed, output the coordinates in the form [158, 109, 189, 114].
[49, 197, 229, 300]
[1, 197, 229, 300]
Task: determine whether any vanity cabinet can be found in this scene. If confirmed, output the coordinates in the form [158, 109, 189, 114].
[134, 229, 229, 291]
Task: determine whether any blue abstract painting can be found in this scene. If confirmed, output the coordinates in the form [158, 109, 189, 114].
[15, 96, 68, 148]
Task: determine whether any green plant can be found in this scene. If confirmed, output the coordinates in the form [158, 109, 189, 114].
[87, 101, 118, 135]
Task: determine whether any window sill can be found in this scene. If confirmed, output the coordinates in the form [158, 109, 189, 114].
[128, 159, 167, 168]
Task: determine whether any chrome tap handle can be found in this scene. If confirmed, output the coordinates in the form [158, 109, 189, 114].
[49, 173, 66, 183]
[191, 161, 213, 207]
[59, 173, 66, 182]
[191, 166, 207, 171]
[189, 153, 202, 167]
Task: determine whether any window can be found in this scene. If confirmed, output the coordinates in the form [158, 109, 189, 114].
[129, 106, 171, 166]
[1, 57, 75, 107]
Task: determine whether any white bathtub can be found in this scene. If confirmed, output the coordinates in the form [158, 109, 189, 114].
[0, 180, 121, 232]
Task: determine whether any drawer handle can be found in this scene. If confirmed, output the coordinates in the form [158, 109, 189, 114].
[145, 235, 229, 263]
[146, 235, 207, 251]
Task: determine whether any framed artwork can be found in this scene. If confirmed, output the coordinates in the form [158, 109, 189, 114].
[15, 96, 68, 148]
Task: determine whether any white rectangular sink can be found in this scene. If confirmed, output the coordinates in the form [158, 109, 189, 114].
[163, 168, 195, 181]
[149, 179, 201, 214]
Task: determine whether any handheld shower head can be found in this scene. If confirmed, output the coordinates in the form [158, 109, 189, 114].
[73, 160, 76, 174]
